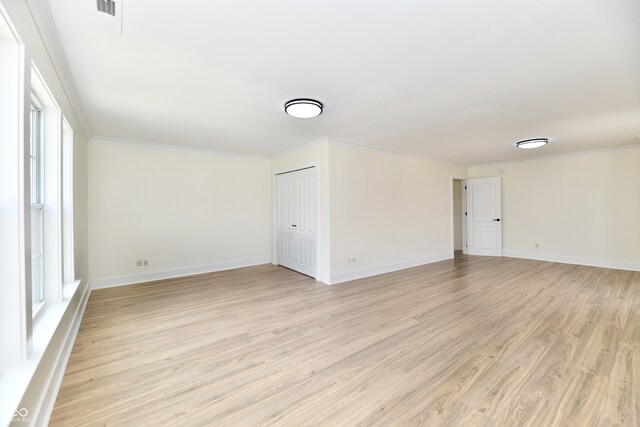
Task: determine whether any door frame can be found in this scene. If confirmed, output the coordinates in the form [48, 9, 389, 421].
[449, 175, 467, 258]
[272, 164, 321, 280]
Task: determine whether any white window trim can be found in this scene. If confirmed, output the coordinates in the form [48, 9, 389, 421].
[62, 117, 75, 286]
[0, 7, 82, 425]
[0, 6, 28, 368]
[30, 63, 63, 328]
[30, 97, 45, 313]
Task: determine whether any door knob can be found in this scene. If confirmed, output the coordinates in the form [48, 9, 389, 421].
[493, 218, 501, 222]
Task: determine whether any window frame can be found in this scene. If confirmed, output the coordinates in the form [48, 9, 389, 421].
[61, 117, 75, 286]
[30, 64, 65, 319]
[0, 8, 83, 413]
[30, 96, 45, 317]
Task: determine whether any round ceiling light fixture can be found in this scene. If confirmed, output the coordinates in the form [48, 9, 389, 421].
[284, 98, 323, 118]
[515, 138, 549, 149]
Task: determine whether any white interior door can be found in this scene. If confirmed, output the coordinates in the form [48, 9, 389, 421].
[276, 167, 316, 278]
[466, 177, 502, 256]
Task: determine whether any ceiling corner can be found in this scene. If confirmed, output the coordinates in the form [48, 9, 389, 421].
[26, 0, 93, 138]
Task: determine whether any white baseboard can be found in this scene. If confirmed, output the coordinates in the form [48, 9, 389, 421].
[503, 250, 640, 272]
[90, 257, 272, 289]
[35, 281, 91, 427]
[329, 253, 452, 285]
[316, 275, 331, 286]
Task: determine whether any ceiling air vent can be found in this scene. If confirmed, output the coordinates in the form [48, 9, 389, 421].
[95, 0, 123, 34]
[96, 0, 116, 16]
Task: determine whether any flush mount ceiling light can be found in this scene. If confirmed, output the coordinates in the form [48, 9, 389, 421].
[284, 99, 323, 118]
[515, 138, 549, 149]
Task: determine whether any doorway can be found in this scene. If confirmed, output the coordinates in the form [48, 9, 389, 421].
[275, 167, 317, 278]
[451, 178, 465, 257]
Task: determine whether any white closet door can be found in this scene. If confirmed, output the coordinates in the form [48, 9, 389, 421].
[466, 177, 502, 256]
[276, 167, 316, 278]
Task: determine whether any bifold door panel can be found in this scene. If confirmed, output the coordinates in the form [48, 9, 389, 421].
[276, 168, 317, 277]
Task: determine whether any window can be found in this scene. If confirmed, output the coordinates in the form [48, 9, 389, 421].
[0, 7, 82, 412]
[30, 99, 44, 313]
[28, 64, 69, 315]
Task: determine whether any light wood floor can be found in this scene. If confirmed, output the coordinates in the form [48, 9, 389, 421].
[51, 256, 640, 426]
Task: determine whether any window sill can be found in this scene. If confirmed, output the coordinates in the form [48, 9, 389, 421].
[30, 280, 81, 344]
[32, 280, 80, 354]
[0, 279, 83, 426]
[32, 300, 45, 320]
[62, 279, 81, 300]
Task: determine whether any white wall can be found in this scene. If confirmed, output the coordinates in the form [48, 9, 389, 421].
[453, 179, 463, 250]
[328, 142, 467, 283]
[469, 147, 640, 270]
[89, 140, 272, 287]
[270, 138, 331, 283]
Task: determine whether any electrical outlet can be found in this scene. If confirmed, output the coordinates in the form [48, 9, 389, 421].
[143, 259, 148, 266]
[534, 243, 540, 249]
[347, 258, 357, 264]
[136, 260, 142, 267]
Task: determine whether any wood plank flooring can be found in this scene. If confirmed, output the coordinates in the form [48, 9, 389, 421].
[50, 256, 640, 426]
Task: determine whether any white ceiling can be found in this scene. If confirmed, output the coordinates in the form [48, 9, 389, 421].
[44, 0, 640, 164]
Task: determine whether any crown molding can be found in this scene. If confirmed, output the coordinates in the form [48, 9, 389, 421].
[90, 136, 270, 161]
[271, 136, 467, 167]
[469, 143, 640, 168]
[91, 137, 640, 167]
[327, 137, 467, 167]
[26, 0, 92, 138]
[269, 137, 330, 160]
[0, 2, 23, 42]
